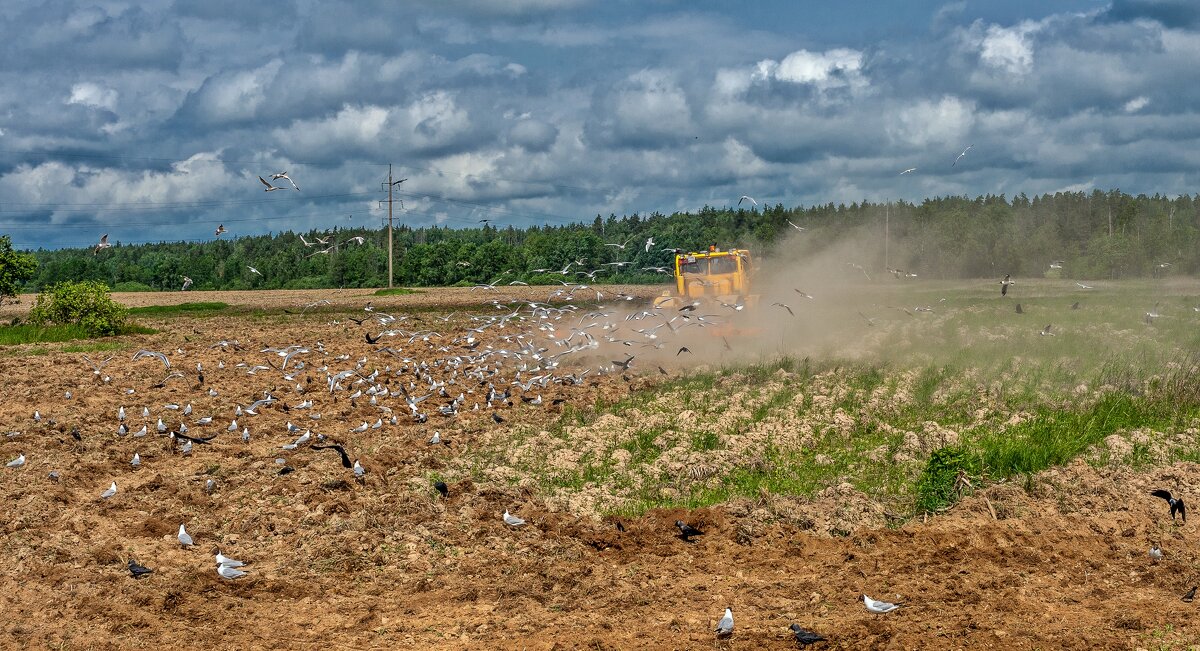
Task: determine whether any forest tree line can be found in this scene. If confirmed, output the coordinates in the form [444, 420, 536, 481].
[12, 189, 1200, 292]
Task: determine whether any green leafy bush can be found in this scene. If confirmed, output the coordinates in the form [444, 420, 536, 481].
[914, 445, 981, 514]
[28, 280, 128, 336]
[0, 235, 37, 300]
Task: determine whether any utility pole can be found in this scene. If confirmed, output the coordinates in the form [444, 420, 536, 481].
[387, 164, 393, 288]
[380, 166, 406, 289]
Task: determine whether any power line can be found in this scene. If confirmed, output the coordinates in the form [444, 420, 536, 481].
[0, 149, 390, 169]
[0, 191, 376, 211]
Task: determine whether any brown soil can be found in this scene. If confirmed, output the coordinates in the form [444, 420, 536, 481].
[0, 290, 1196, 650]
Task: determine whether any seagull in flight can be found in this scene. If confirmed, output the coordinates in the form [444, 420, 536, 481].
[270, 171, 299, 190]
[738, 195, 757, 207]
[644, 236, 655, 252]
[248, 266, 262, 276]
[181, 276, 192, 291]
[952, 144, 973, 167]
[899, 167, 917, 175]
[258, 176, 286, 192]
[772, 302, 794, 316]
[214, 224, 227, 237]
[1076, 282, 1094, 290]
[604, 237, 634, 250]
[94, 234, 111, 255]
[786, 219, 806, 231]
[132, 349, 171, 370]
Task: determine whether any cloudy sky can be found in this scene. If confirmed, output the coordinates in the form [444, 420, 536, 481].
[1, 0, 1198, 249]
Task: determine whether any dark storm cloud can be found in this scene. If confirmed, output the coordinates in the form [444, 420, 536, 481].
[1103, 0, 1200, 28]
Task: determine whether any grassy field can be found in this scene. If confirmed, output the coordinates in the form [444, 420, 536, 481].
[457, 278, 1200, 524]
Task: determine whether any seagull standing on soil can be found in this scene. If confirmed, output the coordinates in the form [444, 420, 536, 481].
[217, 564, 246, 579]
[6, 454, 25, 468]
[503, 510, 526, 526]
[100, 482, 117, 499]
[715, 607, 734, 638]
[861, 594, 901, 613]
[178, 524, 194, 547]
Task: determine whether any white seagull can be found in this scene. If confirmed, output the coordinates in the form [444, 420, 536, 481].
[94, 234, 111, 255]
[258, 176, 285, 192]
[217, 564, 246, 579]
[503, 510, 526, 526]
[715, 607, 734, 638]
[248, 266, 262, 276]
[952, 144, 973, 167]
[861, 594, 901, 613]
[101, 482, 117, 499]
[738, 195, 757, 207]
[6, 454, 25, 468]
[178, 524, 194, 547]
[899, 167, 917, 175]
[271, 171, 300, 190]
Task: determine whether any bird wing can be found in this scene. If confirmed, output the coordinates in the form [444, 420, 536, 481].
[1151, 489, 1174, 501]
[258, 175, 272, 188]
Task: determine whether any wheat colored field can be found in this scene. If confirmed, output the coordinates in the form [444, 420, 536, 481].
[3, 281, 1200, 650]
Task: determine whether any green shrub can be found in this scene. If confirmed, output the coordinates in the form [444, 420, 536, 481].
[914, 445, 981, 514]
[112, 281, 156, 292]
[0, 235, 37, 301]
[28, 280, 128, 336]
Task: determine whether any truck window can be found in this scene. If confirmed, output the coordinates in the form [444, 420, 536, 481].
[680, 258, 703, 274]
[709, 256, 737, 274]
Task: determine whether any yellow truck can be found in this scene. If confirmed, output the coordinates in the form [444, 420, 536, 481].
[653, 246, 759, 310]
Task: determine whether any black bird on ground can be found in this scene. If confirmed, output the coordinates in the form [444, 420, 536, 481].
[675, 520, 704, 542]
[1015, 303, 1023, 314]
[492, 412, 505, 424]
[312, 444, 353, 468]
[172, 431, 216, 445]
[616, 521, 625, 532]
[789, 624, 827, 646]
[434, 481, 449, 498]
[278, 466, 295, 475]
[1152, 489, 1187, 522]
[1183, 586, 1197, 603]
[128, 559, 154, 579]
